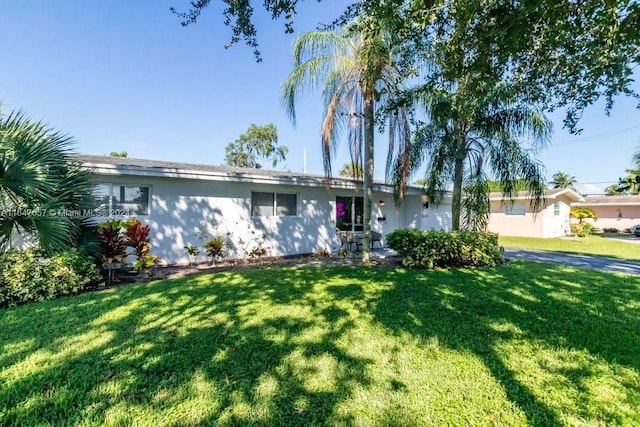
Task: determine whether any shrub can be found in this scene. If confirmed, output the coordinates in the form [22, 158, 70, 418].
[0, 249, 101, 307]
[570, 207, 598, 223]
[570, 222, 597, 237]
[386, 229, 504, 269]
[204, 236, 226, 263]
[602, 227, 619, 233]
[97, 219, 127, 264]
[123, 218, 151, 260]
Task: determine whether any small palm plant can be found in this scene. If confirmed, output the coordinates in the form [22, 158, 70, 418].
[0, 107, 96, 253]
[184, 244, 200, 266]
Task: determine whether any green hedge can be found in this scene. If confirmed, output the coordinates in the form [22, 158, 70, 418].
[0, 249, 101, 307]
[386, 229, 504, 269]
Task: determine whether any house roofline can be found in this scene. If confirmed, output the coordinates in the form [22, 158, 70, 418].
[488, 188, 584, 203]
[76, 154, 428, 196]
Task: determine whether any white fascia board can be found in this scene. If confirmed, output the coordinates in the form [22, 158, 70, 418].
[85, 162, 401, 193]
[573, 201, 640, 207]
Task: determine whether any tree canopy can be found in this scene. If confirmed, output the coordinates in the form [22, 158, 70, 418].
[549, 172, 577, 190]
[171, 0, 640, 131]
[391, 81, 550, 231]
[339, 163, 364, 178]
[224, 123, 287, 169]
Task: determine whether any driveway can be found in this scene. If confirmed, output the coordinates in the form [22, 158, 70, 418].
[504, 248, 640, 275]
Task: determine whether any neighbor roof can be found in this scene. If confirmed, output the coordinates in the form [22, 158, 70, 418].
[574, 195, 640, 206]
[73, 154, 427, 195]
[488, 187, 584, 202]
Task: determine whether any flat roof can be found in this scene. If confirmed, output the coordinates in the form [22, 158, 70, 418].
[74, 154, 428, 195]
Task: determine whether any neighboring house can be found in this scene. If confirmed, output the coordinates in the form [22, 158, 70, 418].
[77, 155, 452, 265]
[572, 195, 640, 231]
[487, 188, 584, 238]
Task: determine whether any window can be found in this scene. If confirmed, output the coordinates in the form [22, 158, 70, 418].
[276, 193, 297, 216]
[251, 192, 297, 217]
[96, 184, 150, 216]
[336, 196, 364, 231]
[114, 186, 150, 215]
[506, 202, 525, 216]
[553, 202, 560, 216]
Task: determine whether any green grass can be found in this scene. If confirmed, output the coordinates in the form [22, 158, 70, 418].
[500, 234, 640, 261]
[1, 263, 639, 426]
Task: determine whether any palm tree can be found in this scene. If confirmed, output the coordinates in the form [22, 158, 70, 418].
[392, 83, 551, 231]
[282, 22, 410, 262]
[550, 171, 577, 190]
[613, 169, 640, 195]
[0, 108, 96, 253]
[338, 162, 364, 178]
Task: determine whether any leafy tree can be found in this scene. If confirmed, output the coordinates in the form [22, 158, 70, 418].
[486, 179, 532, 192]
[358, 0, 640, 132]
[171, 1, 640, 131]
[109, 151, 128, 157]
[338, 163, 364, 178]
[605, 183, 622, 196]
[391, 82, 551, 231]
[605, 146, 640, 195]
[224, 123, 287, 169]
[549, 172, 577, 190]
[610, 169, 640, 195]
[282, 22, 411, 262]
[570, 207, 598, 223]
[0, 108, 96, 253]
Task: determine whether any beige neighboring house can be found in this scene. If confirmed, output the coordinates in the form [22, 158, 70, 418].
[572, 195, 640, 232]
[487, 188, 584, 238]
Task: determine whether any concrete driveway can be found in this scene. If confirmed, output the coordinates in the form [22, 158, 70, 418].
[504, 248, 640, 275]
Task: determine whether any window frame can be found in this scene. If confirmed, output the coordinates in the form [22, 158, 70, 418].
[251, 191, 299, 217]
[96, 183, 152, 217]
[505, 202, 526, 216]
[336, 196, 364, 232]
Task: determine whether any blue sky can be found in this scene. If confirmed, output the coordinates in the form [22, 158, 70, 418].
[1, 1, 639, 195]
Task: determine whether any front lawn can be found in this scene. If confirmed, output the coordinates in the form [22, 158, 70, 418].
[1, 263, 639, 426]
[500, 234, 640, 261]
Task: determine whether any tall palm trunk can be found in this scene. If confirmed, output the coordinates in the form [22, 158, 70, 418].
[451, 135, 466, 231]
[362, 92, 375, 263]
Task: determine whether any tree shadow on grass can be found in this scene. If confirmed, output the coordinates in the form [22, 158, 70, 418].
[1, 263, 639, 425]
[0, 267, 375, 426]
[355, 262, 640, 426]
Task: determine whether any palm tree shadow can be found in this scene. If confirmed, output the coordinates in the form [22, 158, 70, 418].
[353, 263, 640, 426]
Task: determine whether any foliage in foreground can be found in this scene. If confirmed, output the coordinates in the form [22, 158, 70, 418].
[386, 229, 504, 269]
[0, 107, 97, 254]
[0, 263, 638, 426]
[0, 249, 101, 307]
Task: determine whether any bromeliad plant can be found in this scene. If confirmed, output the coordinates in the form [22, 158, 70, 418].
[134, 255, 161, 274]
[203, 236, 226, 265]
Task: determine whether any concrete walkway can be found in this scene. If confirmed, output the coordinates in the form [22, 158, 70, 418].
[504, 248, 640, 275]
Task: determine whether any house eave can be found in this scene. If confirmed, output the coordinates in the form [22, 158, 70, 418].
[83, 160, 425, 195]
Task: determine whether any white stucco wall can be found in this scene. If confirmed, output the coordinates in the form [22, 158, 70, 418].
[93, 173, 447, 264]
[424, 203, 453, 231]
[541, 199, 571, 238]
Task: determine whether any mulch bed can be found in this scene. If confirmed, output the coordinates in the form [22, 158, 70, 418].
[90, 254, 404, 289]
